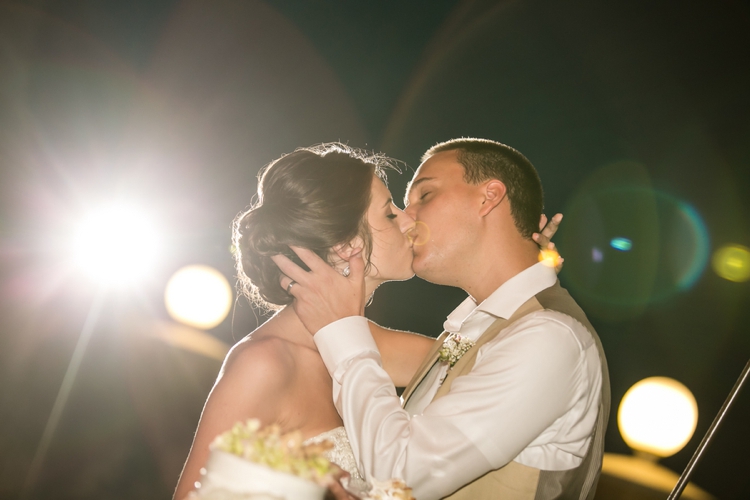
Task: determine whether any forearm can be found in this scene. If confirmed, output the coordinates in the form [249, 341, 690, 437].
[368, 321, 435, 387]
[316, 318, 494, 498]
[332, 354, 493, 499]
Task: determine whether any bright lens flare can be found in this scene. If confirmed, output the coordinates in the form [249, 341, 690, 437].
[538, 248, 561, 268]
[712, 244, 750, 282]
[165, 265, 233, 330]
[610, 237, 633, 251]
[70, 204, 161, 286]
[406, 221, 431, 246]
[618, 377, 698, 458]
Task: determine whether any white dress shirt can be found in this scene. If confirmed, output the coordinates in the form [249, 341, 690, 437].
[314, 263, 602, 500]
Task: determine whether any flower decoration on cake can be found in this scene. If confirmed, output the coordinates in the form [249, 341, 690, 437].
[366, 478, 415, 500]
[438, 333, 476, 368]
[210, 419, 336, 485]
[191, 420, 416, 500]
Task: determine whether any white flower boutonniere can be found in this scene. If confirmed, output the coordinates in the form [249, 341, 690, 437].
[438, 333, 476, 368]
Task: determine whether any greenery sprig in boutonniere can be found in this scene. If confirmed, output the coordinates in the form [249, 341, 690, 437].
[438, 333, 476, 368]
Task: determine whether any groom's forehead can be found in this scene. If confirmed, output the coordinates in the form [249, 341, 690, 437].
[408, 153, 464, 190]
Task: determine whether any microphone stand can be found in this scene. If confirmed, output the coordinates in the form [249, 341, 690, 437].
[667, 359, 750, 500]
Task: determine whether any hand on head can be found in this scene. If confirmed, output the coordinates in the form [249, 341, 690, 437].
[271, 246, 367, 335]
[532, 213, 564, 273]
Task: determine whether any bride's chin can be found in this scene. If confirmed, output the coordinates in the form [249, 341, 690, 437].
[366, 270, 415, 292]
[391, 270, 416, 282]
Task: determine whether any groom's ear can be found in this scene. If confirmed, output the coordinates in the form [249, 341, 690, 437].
[479, 179, 507, 217]
[332, 237, 365, 261]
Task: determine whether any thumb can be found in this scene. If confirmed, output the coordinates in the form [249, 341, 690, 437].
[349, 249, 365, 281]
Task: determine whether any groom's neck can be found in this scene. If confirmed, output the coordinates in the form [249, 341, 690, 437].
[462, 237, 539, 304]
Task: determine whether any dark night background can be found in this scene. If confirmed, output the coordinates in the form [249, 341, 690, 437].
[1, 0, 749, 498]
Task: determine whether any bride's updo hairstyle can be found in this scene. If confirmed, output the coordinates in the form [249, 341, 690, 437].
[233, 143, 394, 309]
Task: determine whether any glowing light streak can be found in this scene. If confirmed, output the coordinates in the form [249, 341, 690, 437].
[21, 291, 106, 499]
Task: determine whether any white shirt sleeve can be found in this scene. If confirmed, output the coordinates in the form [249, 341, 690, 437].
[314, 314, 587, 500]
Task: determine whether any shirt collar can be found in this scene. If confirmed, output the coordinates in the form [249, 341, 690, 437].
[443, 262, 558, 333]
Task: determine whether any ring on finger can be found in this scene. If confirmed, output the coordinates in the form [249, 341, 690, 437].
[286, 280, 296, 294]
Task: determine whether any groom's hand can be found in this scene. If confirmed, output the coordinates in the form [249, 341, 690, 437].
[325, 467, 360, 500]
[533, 213, 562, 249]
[271, 246, 366, 335]
[533, 213, 564, 273]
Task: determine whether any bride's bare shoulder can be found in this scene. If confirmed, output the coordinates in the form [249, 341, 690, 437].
[219, 333, 295, 389]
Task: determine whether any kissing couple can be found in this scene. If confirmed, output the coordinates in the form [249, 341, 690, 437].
[175, 138, 610, 500]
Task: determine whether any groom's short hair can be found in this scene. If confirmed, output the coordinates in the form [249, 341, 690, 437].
[422, 138, 544, 238]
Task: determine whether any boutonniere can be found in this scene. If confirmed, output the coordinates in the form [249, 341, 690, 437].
[438, 333, 476, 368]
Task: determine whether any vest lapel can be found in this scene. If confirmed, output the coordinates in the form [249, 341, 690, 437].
[434, 296, 543, 401]
[401, 331, 450, 407]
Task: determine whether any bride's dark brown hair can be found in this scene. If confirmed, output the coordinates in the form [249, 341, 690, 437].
[233, 143, 393, 309]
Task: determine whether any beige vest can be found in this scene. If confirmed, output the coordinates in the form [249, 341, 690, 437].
[401, 282, 610, 500]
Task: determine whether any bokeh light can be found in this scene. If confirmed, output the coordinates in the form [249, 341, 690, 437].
[618, 377, 698, 458]
[165, 265, 233, 330]
[70, 204, 161, 287]
[610, 237, 633, 252]
[712, 244, 750, 282]
[561, 161, 710, 320]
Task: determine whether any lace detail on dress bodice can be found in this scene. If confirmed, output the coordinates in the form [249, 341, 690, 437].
[304, 426, 366, 490]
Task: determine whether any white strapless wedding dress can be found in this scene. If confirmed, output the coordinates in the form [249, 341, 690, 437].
[304, 426, 367, 491]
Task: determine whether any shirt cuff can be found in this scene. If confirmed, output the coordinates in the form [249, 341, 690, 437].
[313, 316, 380, 378]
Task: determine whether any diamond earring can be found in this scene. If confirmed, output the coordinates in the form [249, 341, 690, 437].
[342, 265, 351, 277]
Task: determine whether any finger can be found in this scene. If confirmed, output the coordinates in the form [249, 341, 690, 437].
[540, 212, 563, 240]
[555, 257, 565, 274]
[348, 249, 365, 280]
[327, 480, 356, 500]
[324, 469, 356, 500]
[278, 273, 294, 292]
[533, 229, 550, 248]
[271, 253, 310, 284]
[538, 213, 548, 231]
[289, 245, 331, 274]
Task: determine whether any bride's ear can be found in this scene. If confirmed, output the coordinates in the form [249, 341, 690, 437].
[332, 237, 364, 262]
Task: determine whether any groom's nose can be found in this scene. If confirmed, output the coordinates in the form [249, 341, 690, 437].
[404, 203, 416, 220]
[397, 208, 415, 233]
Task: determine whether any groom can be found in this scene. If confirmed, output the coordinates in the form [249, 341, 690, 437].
[274, 139, 609, 500]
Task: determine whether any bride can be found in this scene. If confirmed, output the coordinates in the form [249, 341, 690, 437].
[174, 143, 560, 499]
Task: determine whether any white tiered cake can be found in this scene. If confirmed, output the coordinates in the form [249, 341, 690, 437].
[188, 420, 331, 500]
[190, 449, 326, 500]
[187, 420, 415, 500]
